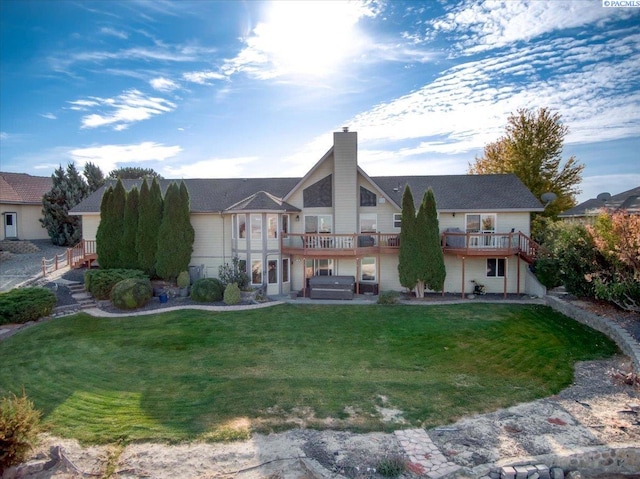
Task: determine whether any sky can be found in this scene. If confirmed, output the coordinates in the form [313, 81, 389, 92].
[1, 0, 639, 204]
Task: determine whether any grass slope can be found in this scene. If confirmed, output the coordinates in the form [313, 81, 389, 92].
[0, 304, 617, 444]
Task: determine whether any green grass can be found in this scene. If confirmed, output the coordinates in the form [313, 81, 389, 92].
[0, 304, 617, 444]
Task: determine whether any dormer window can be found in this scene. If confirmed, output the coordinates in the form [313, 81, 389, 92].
[360, 186, 377, 207]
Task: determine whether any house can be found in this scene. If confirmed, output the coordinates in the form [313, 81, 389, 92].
[0, 172, 51, 241]
[559, 186, 640, 223]
[70, 129, 545, 297]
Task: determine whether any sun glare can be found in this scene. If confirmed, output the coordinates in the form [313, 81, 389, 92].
[254, 1, 371, 78]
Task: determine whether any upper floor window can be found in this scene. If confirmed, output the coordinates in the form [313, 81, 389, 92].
[360, 186, 377, 207]
[238, 214, 246, 239]
[305, 215, 332, 234]
[360, 213, 377, 233]
[303, 174, 332, 207]
[466, 214, 496, 233]
[251, 214, 262, 240]
[393, 213, 401, 228]
[267, 214, 278, 239]
[282, 214, 289, 235]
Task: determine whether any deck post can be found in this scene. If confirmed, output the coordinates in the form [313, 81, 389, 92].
[503, 256, 508, 299]
[302, 257, 306, 298]
[517, 255, 521, 295]
[461, 256, 465, 299]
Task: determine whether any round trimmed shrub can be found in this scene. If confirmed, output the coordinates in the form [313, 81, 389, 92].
[191, 278, 224, 303]
[110, 278, 153, 310]
[85, 269, 147, 300]
[223, 283, 241, 305]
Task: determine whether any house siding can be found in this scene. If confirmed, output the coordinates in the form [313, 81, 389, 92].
[191, 214, 231, 279]
[0, 204, 49, 240]
[333, 131, 358, 234]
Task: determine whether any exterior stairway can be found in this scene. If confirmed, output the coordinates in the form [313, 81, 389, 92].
[67, 282, 97, 310]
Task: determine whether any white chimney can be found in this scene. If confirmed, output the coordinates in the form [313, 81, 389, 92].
[333, 129, 358, 234]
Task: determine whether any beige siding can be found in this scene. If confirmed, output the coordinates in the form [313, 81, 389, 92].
[81, 214, 100, 241]
[438, 212, 531, 234]
[287, 154, 334, 234]
[190, 213, 230, 278]
[333, 131, 358, 233]
[443, 255, 527, 295]
[0, 204, 49, 240]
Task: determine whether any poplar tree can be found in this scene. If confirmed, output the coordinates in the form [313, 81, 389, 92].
[398, 185, 418, 293]
[155, 182, 194, 281]
[416, 188, 446, 295]
[137, 178, 163, 277]
[121, 186, 140, 269]
[96, 185, 116, 268]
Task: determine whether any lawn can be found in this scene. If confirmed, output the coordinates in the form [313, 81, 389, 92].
[0, 303, 618, 444]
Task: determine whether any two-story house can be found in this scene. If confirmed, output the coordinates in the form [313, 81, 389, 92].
[70, 129, 545, 297]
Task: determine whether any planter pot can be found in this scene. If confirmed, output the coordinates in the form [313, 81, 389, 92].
[159, 293, 168, 303]
[179, 287, 189, 298]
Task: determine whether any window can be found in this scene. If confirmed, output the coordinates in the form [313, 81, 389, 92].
[360, 186, 377, 207]
[303, 174, 332, 207]
[305, 215, 332, 233]
[305, 258, 334, 277]
[267, 214, 277, 239]
[466, 214, 496, 233]
[487, 258, 505, 277]
[361, 257, 376, 282]
[238, 214, 246, 239]
[238, 258, 247, 275]
[282, 258, 290, 283]
[268, 259, 278, 284]
[252, 260, 263, 284]
[282, 215, 289, 235]
[251, 214, 262, 240]
[360, 213, 377, 233]
[393, 213, 401, 228]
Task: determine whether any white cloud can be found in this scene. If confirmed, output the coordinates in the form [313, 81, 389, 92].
[182, 70, 226, 85]
[40, 112, 57, 120]
[74, 89, 177, 130]
[69, 142, 182, 174]
[429, 0, 630, 54]
[149, 77, 179, 91]
[0, 132, 9, 141]
[99, 27, 128, 39]
[163, 156, 258, 178]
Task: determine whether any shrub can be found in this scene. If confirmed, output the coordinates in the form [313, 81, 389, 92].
[177, 271, 190, 289]
[0, 287, 56, 325]
[0, 391, 41, 470]
[85, 269, 147, 300]
[377, 290, 399, 305]
[191, 278, 224, 303]
[110, 278, 153, 310]
[218, 257, 250, 290]
[223, 283, 241, 305]
[376, 454, 407, 477]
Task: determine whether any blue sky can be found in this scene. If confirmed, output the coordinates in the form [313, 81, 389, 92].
[1, 0, 639, 203]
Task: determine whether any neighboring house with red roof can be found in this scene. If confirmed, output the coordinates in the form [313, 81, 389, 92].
[559, 186, 640, 223]
[0, 172, 51, 240]
[71, 129, 545, 297]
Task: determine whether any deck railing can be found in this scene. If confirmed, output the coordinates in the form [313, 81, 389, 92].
[441, 231, 540, 263]
[281, 233, 400, 255]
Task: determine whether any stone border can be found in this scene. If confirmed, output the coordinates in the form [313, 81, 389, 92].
[546, 295, 640, 372]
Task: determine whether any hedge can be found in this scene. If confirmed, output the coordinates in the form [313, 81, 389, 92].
[84, 269, 147, 300]
[0, 288, 56, 325]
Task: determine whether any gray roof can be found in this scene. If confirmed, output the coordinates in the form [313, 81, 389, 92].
[559, 186, 640, 217]
[70, 173, 543, 214]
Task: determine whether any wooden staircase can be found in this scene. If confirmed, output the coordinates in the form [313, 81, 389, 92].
[516, 233, 541, 265]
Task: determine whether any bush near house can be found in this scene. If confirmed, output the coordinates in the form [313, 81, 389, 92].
[191, 278, 224, 303]
[110, 278, 153, 310]
[223, 283, 241, 305]
[0, 391, 41, 470]
[0, 288, 56, 325]
[85, 269, 147, 300]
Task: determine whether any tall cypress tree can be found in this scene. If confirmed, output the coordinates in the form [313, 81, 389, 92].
[156, 182, 194, 281]
[416, 188, 446, 295]
[121, 186, 140, 269]
[398, 185, 418, 292]
[110, 179, 127, 268]
[137, 178, 163, 277]
[96, 185, 116, 268]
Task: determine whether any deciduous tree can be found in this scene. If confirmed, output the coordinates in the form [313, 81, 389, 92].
[108, 167, 163, 180]
[469, 107, 584, 219]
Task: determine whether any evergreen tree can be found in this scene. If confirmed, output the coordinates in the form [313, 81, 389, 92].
[96, 186, 115, 268]
[397, 185, 419, 292]
[40, 163, 89, 246]
[96, 179, 126, 269]
[416, 188, 446, 295]
[108, 167, 163, 180]
[121, 186, 140, 269]
[137, 178, 163, 277]
[83, 162, 105, 193]
[156, 182, 194, 281]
